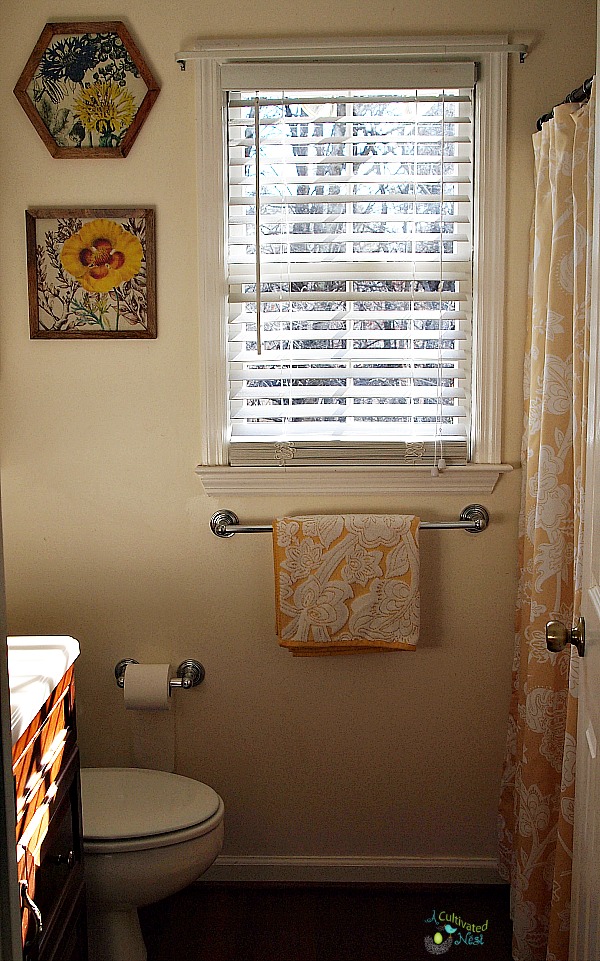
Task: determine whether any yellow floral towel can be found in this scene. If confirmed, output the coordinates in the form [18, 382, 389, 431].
[273, 514, 420, 656]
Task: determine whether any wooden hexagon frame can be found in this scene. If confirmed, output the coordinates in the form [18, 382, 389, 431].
[14, 22, 160, 158]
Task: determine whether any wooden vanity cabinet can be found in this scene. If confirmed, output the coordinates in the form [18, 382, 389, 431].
[12, 665, 88, 961]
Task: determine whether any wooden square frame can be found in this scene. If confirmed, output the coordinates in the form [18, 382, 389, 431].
[26, 207, 157, 338]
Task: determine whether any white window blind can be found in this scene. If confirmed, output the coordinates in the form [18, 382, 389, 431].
[225, 63, 476, 468]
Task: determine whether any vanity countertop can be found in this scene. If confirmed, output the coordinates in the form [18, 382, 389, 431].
[7, 635, 80, 745]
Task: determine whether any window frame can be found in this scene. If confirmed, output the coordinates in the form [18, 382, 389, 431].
[192, 36, 512, 495]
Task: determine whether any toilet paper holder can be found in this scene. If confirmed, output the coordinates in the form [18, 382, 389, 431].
[115, 659, 205, 690]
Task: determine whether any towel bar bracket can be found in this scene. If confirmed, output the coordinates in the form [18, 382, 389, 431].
[211, 509, 249, 537]
[459, 504, 490, 533]
[210, 504, 490, 537]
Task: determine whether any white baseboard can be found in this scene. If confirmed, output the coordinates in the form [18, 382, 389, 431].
[200, 855, 503, 886]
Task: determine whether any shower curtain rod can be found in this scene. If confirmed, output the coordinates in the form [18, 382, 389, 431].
[536, 76, 593, 131]
[210, 504, 490, 537]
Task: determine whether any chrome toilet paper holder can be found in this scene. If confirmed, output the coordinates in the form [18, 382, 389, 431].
[115, 659, 205, 690]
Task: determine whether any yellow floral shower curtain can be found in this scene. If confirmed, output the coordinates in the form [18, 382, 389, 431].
[498, 87, 594, 961]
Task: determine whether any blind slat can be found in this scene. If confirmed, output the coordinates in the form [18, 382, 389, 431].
[229, 257, 470, 270]
[229, 213, 470, 224]
[229, 291, 468, 303]
[229, 135, 470, 149]
[230, 371, 468, 381]
[231, 402, 467, 419]
[229, 327, 467, 341]
[228, 347, 467, 361]
[229, 192, 471, 205]
[229, 365, 467, 383]
[232, 386, 466, 399]
[228, 156, 472, 168]
[229, 311, 468, 323]
[229, 93, 472, 108]
[228, 116, 472, 129]
[230, 422, 467, 438]
[229, 235, 471, 247]
[231, 176, 472, 188]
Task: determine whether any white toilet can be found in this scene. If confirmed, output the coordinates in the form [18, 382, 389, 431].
[80, 767, 224, 961]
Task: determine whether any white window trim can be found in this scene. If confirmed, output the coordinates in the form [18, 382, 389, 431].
[192, 35, 512, 496]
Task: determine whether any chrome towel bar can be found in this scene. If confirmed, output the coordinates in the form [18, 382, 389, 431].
[210, 504, 490, 538]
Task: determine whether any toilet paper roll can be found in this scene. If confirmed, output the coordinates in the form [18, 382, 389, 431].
[123, 663, 172, 711]
[124, 663, 175, 771]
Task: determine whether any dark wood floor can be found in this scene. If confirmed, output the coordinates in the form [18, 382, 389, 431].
[139, 883, 513, 961]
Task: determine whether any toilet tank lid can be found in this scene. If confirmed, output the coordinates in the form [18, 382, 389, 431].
[80, 767, 222, 840]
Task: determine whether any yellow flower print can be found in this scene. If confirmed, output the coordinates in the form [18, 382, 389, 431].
[60, 219, 143, 294]
[73, 82, 136, 135]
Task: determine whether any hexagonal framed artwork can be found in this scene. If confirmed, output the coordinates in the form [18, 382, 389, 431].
[14, 22, 160, 158]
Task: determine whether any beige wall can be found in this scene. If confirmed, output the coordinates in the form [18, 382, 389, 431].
[0, 0, 595, 866]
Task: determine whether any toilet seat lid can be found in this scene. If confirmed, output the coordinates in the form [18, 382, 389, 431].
[80, 767, 221, 840]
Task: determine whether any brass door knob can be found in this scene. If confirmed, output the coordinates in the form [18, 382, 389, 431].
[546, 617, 585, 657]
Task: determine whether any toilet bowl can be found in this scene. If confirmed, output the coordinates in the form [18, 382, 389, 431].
[80, 767, 224, 961]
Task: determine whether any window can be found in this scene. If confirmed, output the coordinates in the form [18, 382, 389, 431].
[191, 39, 510, 494]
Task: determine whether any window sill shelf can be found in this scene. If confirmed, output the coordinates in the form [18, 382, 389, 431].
[195, 463, 513, 497]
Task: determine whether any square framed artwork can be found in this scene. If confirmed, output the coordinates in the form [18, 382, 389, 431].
[14, 22, 160, 158]
[26, 207, 156, 338]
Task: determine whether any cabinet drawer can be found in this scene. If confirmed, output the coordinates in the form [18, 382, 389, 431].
[19, 747, 84, 956]
[13, 666, 86, 959]
[33, 751, 82, 924]
[13, 666, 76, 847]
